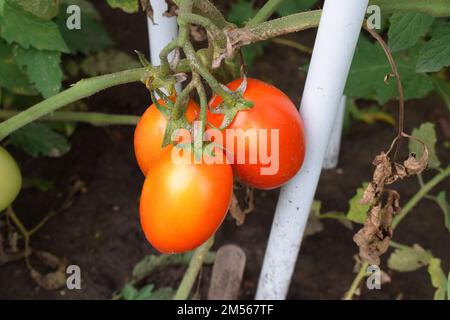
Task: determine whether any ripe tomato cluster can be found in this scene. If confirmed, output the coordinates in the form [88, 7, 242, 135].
[134, 78, 305, 253]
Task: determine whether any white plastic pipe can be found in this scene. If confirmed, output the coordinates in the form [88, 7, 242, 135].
[323, 95, 346, 169]
[147, 0, 178, 66]
[255, 0, 368, 300]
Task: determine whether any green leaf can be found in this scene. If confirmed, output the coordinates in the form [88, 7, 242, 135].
[56, 0, 113, 54]
[10, 123, 71, 157]
[448, 271, 450, 300]
[13, 46, 62, 98]
[106, 0, 139, 13]
[227, 0, 257, 26]
[136, 285, 174, 300]
[8, 0, 60, 20]
[388, 245, 431, 272]
[0, 1, 69, 52]
[122, 284, 174, 300]
[408, 122, 441, 169]
[345, 37, 433, 104]
[435, 191, 450, 234]
[431, 76, 450, 113]
[416, 22, 450, 73]
[80, 49, 140, 76]
[121, 284, 138, 300]
[131, 251, 215, 284]
[346, 182, 370, 224]
[241, 42, 267, 67]
[276, 0, 317, 16]
[428, 257, 447, 300]
[388, 13, 434, 53]
[0, 40, 37, 95]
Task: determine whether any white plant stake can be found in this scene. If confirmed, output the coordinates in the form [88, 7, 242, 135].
[255, 0, 369, 300]
[147, 0, 178, 66]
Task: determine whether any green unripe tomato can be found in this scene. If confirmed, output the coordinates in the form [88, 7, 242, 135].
[0, 146, 22, 211]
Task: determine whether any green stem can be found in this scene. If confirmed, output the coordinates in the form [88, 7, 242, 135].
[174, 236, 214, 300]
[230, 10, 322, 48]
[392, 165, 450, 228]
[0, 68, 150, 140]
[159, 40, 179, 76]
[369, 0, 450, 17]
[172, 77, 197, 120]
[343, 261, 369, 300]
[179, 13, 227, 48]
[192, 0, 229, 28]
[0, 110, 139, 126]
[184, 42, 234, 104]
[247, 0, 285, 26]
[272, 37, 313, 55]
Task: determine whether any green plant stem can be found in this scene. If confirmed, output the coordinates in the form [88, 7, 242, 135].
[343, 261, 369, 300]
[272, 37, 312, 55]
[369, 0, 450, 17]
[179, 13, 226, 46]
[159, 40, 179, 76]
[230, 10, 322, 48]
[192, 0, 228, 28]
[0, 68, 150, 141]
[174, 236, 214, 300]
[0, 110, 139, 126]
[247, 0, 285, 26]
[393, 165, 450, 228]
[345, 165, 450, 299]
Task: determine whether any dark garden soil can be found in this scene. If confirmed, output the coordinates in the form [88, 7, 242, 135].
[0, 2, 449, 300]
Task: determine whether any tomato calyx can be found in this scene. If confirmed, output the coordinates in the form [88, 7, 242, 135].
[209, 76, 253, 130]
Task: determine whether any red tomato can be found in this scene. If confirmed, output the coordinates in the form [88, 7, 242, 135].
[207, 78, 305, 189]
[139, 147, 233, 253]
[134, 99, 198, 175]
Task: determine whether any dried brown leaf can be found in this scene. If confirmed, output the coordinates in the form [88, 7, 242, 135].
[229, 189, 254, 226]
[140, 0, 153, 22]
[353, 190, 400, 265]
[29, 251, 68, 290]
[163, 0, 178, 17]
[189, 24, 207, 42]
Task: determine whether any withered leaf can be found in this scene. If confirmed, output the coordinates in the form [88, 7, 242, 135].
[189, 24, 207, 42]
[164, 0, 178, 17]
[229, 189, 254, 226]
[140, 0, 153, 22]
[29, 251, 68, 290]
[353, 190, 400, 265]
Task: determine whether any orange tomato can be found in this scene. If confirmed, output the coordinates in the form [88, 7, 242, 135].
[207, 78, 305, 189]
[134, 99, 198, 175]
[140, 147, 233, 253]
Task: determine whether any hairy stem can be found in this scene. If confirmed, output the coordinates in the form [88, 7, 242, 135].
[343, 261, 369, 300]
[369, 0, 450, 17]
[247, 0, 285, 26]
[230, 10, 322, 48]
[174, 237, 214, 300]
[272, 37, 312, 55]
[393, 165, 450, 228]
[192, 0, 228, 28]
[0, 110, 139, 126]
[0, 68, 150, 140]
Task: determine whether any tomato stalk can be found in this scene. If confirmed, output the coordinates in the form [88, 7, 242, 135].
[0, 110, 139, 126]
[0, 68, 151, 140]
[174, 236, 214, 300]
